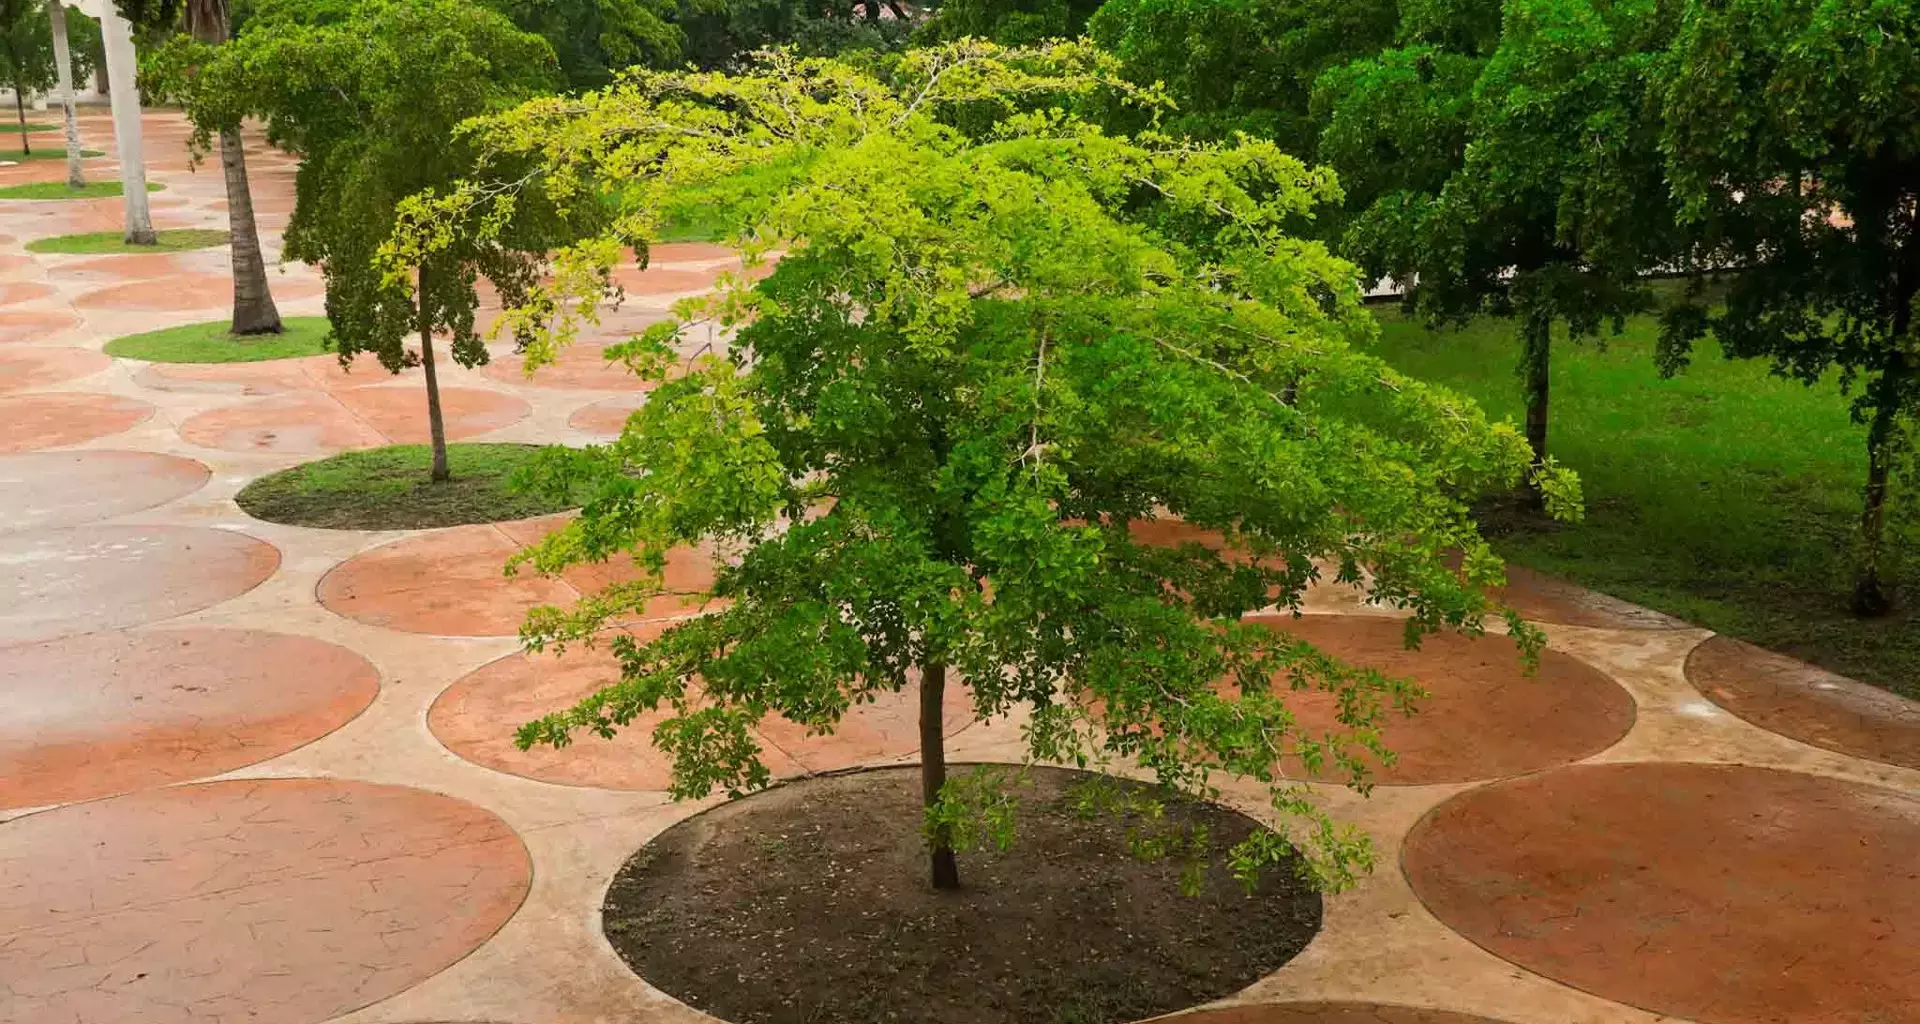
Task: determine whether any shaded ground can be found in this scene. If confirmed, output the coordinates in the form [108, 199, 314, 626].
[603, 766, 1323, 1024]
[1371, 306, 1920, 699]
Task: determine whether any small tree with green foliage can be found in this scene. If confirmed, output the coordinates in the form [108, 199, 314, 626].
[1657, 0, 1920, 616]
[151, 0, 571, 482]
[1316, 0, 1677, 499]
[394, 42, 1574, 890]
[0, 0, 56, 152]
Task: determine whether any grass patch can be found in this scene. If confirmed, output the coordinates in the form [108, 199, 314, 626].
[1368, 300, 1919, 699]
[0, 145, 103, 161]
[9, 123, 60, 133]
[0, 180, 164, 201]
[105, 316, 332, 363]
[29, 228, 230, 254]
[237, 443, 580, 530]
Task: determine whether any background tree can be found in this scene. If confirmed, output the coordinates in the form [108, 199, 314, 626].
[98, 1, 155, 242]
[1657, 0, 1920, 616]
[919, 0, 1098, 44]
[481, 0, 680, 90]
[121, 0, 282, 332]
[45, 1, 90, 187]
[1315, 0, 1677, 500]
[0, 0, 56, 152]
[397, 43, 1573, 891]
[153, 0, 568, 481]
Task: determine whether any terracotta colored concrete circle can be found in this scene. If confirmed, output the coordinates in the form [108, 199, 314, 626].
[50, 251, 198, 284]
[319, 515, 714, 637]
[0, 628, 379, 809]
[177, 386, 529, 454]
[482, 343, 655, 390]
[0, 525, 280, 643]
[0, 280, 53, 306]
[0, 345, 110, 392]
[431, 632, 974, 789]
[1494, 564, 1684, 630]
[1246, 615, 1634, 785]
[611, 262, 723, 297]
[75, 274, 233, 311]
[1686, 635, 1920, 769]
[1163, 1004, 1512, 1024]
[136, 352, 415, 399]
[1403, 762, 1920, 1024]
[568, 391, 648, 437]
[0, 308, 79, 344]
[0, 778, 530, 1024]
[0, 392, 154, 451]
[0, 451, 208, 530]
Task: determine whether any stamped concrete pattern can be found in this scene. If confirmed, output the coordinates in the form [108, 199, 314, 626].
[0, 109, 1917, 1024]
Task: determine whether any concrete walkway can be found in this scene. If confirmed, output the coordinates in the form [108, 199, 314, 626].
[1, 112, 1916, 1024]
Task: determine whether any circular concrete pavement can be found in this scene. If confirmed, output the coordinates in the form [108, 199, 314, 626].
[1403, 762, 1920, 1024]
[0, 629, 379, 809]
[0, 345, 109, 393]
[1165, 1004, 1514, 1024]
[1686, 635, 1920, 769]
[431, 636, 973, 789]
[0, 525, 279, 643]
[0, 393, 155, 451]
[568, 391, 648, 437]
[0, 779, 530, 1024]
[0, 451, 207, 530]
[1247, 615, 1635, 784]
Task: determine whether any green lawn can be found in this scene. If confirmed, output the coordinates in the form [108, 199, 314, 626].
[30, 228, 230, 255]
[1367, 305, 1917, 698]
[237, 443, 579, 530]
[0, 145, 102, 161]
[0, 180, 164, 200]
[105, 316, 332, 363]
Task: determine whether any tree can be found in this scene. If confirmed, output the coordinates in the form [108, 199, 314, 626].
[98, 2, 156, 243]
[1656, 0, 1920, 616]
[481, 0, 680, 90]
[0, 0, 56, 153]
[121, 0, 282, 333]
[396, 43, 1574, 891]
[919, 0, 1100, 44]
[1315, 0, 1677, 499]
[152, 0, 568, 481]
[46, 1, 89, 189]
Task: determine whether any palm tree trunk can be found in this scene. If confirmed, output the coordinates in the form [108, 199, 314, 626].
[99, 7, 155, 245]
[920, 659, 961, 890]
[188, 0, 280, 335]
[46, 0, 84, 190]
[418, 264, 451, 483]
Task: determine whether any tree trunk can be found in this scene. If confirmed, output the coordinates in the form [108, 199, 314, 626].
[1519, 312, 1552, 509]
[1852, 355, 1907, 617]
[12, 84, 28, 156]
[188, 1, 280, 335]
[418, 265, 451, 483]
[920, 659, 961, 891]
[99, 8, 155, 245]
[46, 0, 84, 190]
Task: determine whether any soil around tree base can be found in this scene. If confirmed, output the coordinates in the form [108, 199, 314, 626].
[603, 766, 1323, 1024]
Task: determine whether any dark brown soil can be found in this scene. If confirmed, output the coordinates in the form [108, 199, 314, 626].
[603, 766, 1323, 1024]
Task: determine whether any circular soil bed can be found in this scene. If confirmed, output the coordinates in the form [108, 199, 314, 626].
[237, 443, 577, 530]
[604, 766, 1323, 1024]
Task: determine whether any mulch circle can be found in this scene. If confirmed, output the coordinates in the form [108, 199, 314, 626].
[1402, 762, 1920, 1024]
[603, 765, 1324, 1024]
[1685, 635, 1920, 769]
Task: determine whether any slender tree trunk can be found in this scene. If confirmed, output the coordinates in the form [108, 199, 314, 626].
[1520, 312, 1552, 509]
[12, 85, 27, 156]
[1853, 355, 1907, 617]
[418, 264, 451, 483]
[188, 1, 281, 335]
[99, 8, 155, 245]
[920, 659, 961, 891]
[46, 0, 84, 190]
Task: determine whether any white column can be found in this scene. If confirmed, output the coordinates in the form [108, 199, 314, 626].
[98, 6, 154, 244]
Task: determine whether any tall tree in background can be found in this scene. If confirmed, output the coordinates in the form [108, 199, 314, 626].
[1316, 0, 1677, 501]
[395, 43, 1574, 892]
[1657, 0, 1920, 616]
[98, 2, 155, 242]
[152, 0, 568, 482]
[46, 0, 85, 188]
[481, 0, 680, 90]
[118, 0, 281, 333]
[0, 0, 55, 153]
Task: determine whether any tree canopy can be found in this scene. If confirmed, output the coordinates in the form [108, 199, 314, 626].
[1656, 0, 1920, 614]
[392, 41, 1574, 890]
